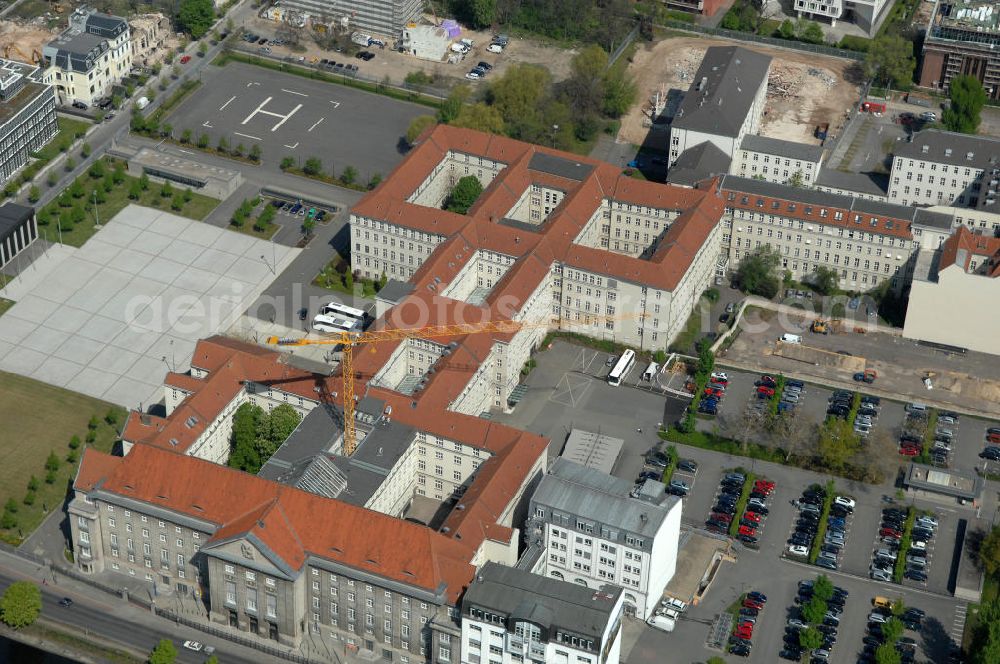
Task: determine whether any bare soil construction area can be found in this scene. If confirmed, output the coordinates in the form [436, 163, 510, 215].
[620, 34, 862, 147]
[0, 18, 57, 61]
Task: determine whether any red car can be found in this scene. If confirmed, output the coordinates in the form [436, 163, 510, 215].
[743, 511, 762, 523]
[705, 388, 724, 398]
[898, 446, 920, 456]
[738, 525, 757, 537]
[880, 527, 902, 538]
[711, 512, 733, 523]
[756, 386, 775, 397]
[180, 55, 191, 64]
[753, 481, 775, 494]
[735, 623, 753, 637]
[987, 433, 1000, 444]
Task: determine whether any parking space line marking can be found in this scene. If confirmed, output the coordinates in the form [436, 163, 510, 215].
[219, 95, 236, 111]
[329, 101, 340, 108]
[308, 117, 324, 132]
[281, 88, 308, 97]
[234, 131, 262, 141]
[201, 120, 213, 128]
[246, 82, 260, 87]
[284, 142, 299, 149]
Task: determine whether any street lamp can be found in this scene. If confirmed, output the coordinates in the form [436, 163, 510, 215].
[93, 189, 101, 228]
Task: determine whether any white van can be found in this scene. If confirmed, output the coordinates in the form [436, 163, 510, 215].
[643, 362, 659, 381]
[906, 403, 928, 413]
[781, 333, 802, 344]
[647, 614, 676, 633]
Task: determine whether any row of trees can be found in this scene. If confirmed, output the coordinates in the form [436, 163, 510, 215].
[228, 403, 302, 474]
[448, 0, 634, 51]
[734, 246, 841, 300]
[279, 156, 382, 191]
[408, 46, 636, 153]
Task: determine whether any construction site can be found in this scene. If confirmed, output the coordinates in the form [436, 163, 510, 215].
[620, 34, 862, 148]
[0, 18, 54, 65]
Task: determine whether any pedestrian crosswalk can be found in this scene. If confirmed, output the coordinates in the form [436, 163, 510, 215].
[951, 603, 968, 643]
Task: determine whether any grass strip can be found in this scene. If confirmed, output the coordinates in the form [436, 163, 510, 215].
[893, 506, 916, 583]
[916, 408, 939, 465]
[23, 622, 142, 664]
[728, 472, 756, 538]
[808, 480, 836, 564]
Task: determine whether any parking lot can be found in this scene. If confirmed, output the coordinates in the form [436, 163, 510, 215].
[168, 62, 428, 178]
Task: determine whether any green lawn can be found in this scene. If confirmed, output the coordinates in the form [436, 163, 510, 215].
[313, 254, 380, 297]
[0, 298, 13, 318]
[37, 161, 220, 247]
[232, 219, 280, 240]
[0, 372, 125, 546]
[32, 117, 91, 162]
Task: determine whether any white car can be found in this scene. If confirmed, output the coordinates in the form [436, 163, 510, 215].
[911, 540, 927, 551]
[487, 43, 503, 53]
[871, 569, 891, 581]
[183, 641, 204, 652]
[833, 496, 856, 510]
[465, 71, 481, 80]
[917, 515, 938, 528]
[711, 372, 729, 382]
[661, 597, 688, 612]
[868, 612, 888, 623]
[788, 544, 809, 556]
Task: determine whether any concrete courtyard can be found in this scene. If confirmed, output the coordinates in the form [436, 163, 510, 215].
[0, 205, 299, 409]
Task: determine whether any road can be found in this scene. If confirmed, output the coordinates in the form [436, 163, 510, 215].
[0, 568, 273, 664]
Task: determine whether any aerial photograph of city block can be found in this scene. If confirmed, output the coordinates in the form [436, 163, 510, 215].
[0, 0, 998, 662]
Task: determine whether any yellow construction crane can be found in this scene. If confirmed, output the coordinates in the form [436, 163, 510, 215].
[268, 314, 639, 455]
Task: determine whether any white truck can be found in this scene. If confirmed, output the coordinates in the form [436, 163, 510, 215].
[647, 614, 676, 633]
[351, 32, 372, 46]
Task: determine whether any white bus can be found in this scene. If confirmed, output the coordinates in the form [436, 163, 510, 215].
[312, 314, 360, 333]
[608, 349, 636, 386]
[320, 302, 366, 322]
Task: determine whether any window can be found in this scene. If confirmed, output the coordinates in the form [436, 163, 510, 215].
[246, 571, 256, 582]
[438, 647, 451, 662]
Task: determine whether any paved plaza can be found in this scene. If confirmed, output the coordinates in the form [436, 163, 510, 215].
[0, 205, 299, 409]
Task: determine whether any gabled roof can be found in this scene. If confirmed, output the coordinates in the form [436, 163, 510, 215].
[666, 141, 732, 187]
[938, 225, 1000, 275]
[77, 444, 478, 602]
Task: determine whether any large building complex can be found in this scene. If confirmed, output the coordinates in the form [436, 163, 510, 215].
[42, 7, 131, 107]
[920, 0, 1000, 102]
[668, 46, 771, 168]
[278, 0, 422, 38]
[0, 58, 57, 185]
[350, 124, 727, 368]
[525, 459, 682, 620]
[460, 562, 624, 664]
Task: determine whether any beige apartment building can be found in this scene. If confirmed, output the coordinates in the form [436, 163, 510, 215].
[42, 8, 131, 107]
[719, 175, 952, 292]
[731, 135, 825, 186]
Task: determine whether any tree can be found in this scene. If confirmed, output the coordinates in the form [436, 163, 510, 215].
[112, 162, 126, 184]
[93, 187, 107, 205]
[27, 476, 39, 492]
[259, 404, 301, 458]
[303, 157, 323, 176]
[233, 142, 245, 157]
[735, 245, 782, 298]
[148, 638, 178, 664]
[602, 70, 637, 119]
[280, 156, 296, 171]
[88, 161, 105, 179]
[160, 181, 173, 198]
[81, 142, 92, 158]
[453, 103, 506, 134]
[799, 626, 824, 651]
[812, 574, 833, 601]
[882, 617, 904, 646]
[970, 600, 1000, 664]
[864, 34, 915, 89]
[438, 85, 471, 124]
[980, 526, 1000, 576]
[800, 21, 825, 45]
[216, 136, 229, 153]
[407, 115, 437, 145]
[444, 175, 484, 214]
[943, 74, 987, 134]
[368, 173, 383, 190]
[778, 18, 795, 39]
[180, 128, 192, 144]
[489, 64, 551, 137]
[228, 402, 264, 472]
[817, 417, 861, 471]
[802, 595, 827, 624]
[176, 0, 215, 38]
[45, 451, 60, 472]
[561, 45, 608, 118]
[28, 185, 39, 203]
[875, 643, 901, 664]
[0, 581, 41, 629]
[102, 173, 115, 193]
[454, 0, 495, 28]
[810, 266, 839, 295]
[128, 180, 143, 200]
[340, 165, 357, 185]
[171, 192, 184, 211]
[197, 133, 210, 149]
[249, 144, 262, 162]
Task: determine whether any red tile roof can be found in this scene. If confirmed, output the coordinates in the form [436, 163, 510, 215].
[77, 444, 478, 602]
[939, 225, 1000, 275]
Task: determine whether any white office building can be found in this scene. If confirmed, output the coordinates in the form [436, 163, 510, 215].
[527, 459, 682, 620]
[461, 562, 624, 664]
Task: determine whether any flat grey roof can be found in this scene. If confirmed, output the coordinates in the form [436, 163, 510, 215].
[259, 404, 417, 506]
[0, 203, 33, 241]
[740, 135, 824, 162]
[913, 208, 956, 231]
[560, 429, 624, 476]
[532, 458, 677, 539]
[895, 129, 1000, 169]
[672, 46, 772, 138]
[815, 168, 889, 197]
[463, 562, 621, 642]
[904, 463, 983, 500]
[377, 279, 415, 305]
[528, 152, 594, 182]
[667, 141, 732, 187]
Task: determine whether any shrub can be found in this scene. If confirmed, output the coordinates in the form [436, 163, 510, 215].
[85, 430, 96, 443]
[44, 470, 57, 484]
[69, 435, 81, 449]
[45, 451, 60, 472]
[22, 492, 35, 507]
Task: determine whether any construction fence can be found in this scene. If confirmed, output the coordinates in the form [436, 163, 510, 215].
[657, 20, 866, 62]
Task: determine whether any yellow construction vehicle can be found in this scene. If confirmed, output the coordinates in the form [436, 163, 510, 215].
[811, 319, 829, 334]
